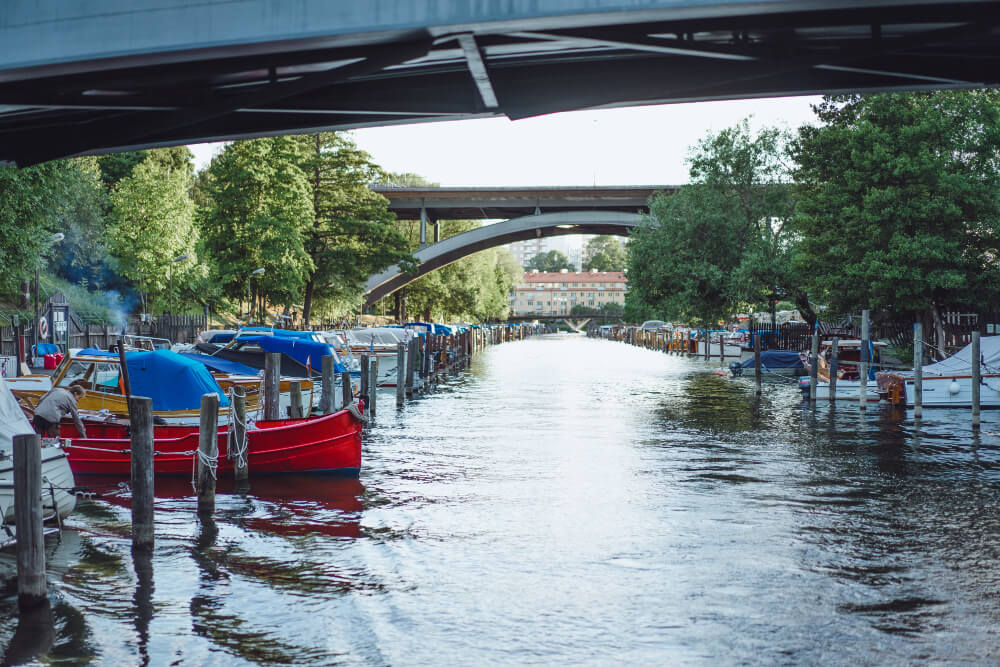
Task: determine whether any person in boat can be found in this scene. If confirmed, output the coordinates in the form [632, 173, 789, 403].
[32, 385, 87, 438]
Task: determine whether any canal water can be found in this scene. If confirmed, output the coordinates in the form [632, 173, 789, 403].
[3, 334, 1000, 664]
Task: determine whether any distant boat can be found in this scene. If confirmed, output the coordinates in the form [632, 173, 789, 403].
[729, 350, 807, 377]
[195, 328, 347, 379]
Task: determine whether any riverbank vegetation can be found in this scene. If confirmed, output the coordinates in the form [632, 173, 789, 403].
[0, 132, 520, 326]
[627, 90, 1000, 349]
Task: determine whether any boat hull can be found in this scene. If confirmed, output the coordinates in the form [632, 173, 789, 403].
[61, 407, 363, 476]
[0, 446, 77, 524]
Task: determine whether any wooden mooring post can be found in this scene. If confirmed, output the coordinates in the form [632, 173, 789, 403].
[341, 371, 352, 409]
[13, 433, 46, 609]
[367, 356, 378, 420]
[231, 386, 248, 484]
[809, 330, 819, 406]
[859, 310, 870, 411]
[972, 330, 981, 428]
[754, 331, 762, 396]
[263, 352, 281, 421]
[197, 393, 219, 514]
[359, 353, 370, 405]
[396, 342, 406, 407]
[129, 396, 155, 552]
[830, 337, 839, 403]
[406, 342, 416, 396]
[320, 355, 335, 414]
[912, 324, 922, 418]
[289, 381, 303, 419]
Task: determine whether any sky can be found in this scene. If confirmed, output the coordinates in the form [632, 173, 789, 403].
[188, 95, 822, 186]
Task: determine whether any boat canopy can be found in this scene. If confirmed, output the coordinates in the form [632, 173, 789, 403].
[918, 335, 1000, 377]
[179, 353, 260, 376]
[77, 348, 229, 410]
[733, 350, 805, 370]
[236, 327, 320, 340]
[0, 379, 33, 453]
[236, 336, 346, 373]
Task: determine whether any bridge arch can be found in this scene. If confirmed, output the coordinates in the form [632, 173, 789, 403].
[364, 210, 643, 306]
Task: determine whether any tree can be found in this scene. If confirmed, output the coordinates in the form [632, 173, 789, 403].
[294, 133, 413, 324]
[792, 92, 1000, 349]
[198, 137, 314, 315]
[525, 249, 576, 272]
[107, 151, 198, 312]
[627, 120, 803, 326]
[582, 236, 627, 271]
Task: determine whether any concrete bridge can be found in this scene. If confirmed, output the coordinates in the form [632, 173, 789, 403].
[363, 185, 662, 305]
[2, 1, 998, 165]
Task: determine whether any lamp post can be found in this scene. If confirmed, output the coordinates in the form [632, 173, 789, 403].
[168, 254, 189, 320]
[32, 233, 64, 361]
[248, 268, 265, 324]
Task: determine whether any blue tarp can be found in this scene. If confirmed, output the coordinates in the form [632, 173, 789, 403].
[734, 350, 804, 370]
[236, 327, 318, 340]
[78, 348, 228, 410]
[180, 353, 260, 376]
[237, 336, 346, 373]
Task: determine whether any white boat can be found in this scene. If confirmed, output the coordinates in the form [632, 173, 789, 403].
[0, 378, 76, 547]
[895, 336, 1000, 408]
[800, 340, 889, 402]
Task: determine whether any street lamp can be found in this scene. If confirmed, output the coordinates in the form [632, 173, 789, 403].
[168, 254, 189, 320]
[248, 268, 265, 324]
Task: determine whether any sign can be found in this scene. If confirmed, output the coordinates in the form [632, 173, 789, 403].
[0, 355, 15, 378]
[38, 317, 49, 339]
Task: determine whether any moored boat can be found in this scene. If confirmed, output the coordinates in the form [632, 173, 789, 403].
[0, 378, 76, 545]
[60, 405, 364, 476]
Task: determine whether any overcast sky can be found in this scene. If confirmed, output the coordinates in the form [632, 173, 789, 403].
[189, 95, 822, 186]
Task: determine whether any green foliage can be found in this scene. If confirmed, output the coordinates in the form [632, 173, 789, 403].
[582, 236, 627, 272]
[627, 119, 803, 326]
[525, 249, 576, 272]
[792, 91, 1000, 318]
[0, 159, 96, 299]
[107, 152, 199, 312]
[294, 133, 414, 323]
[198, 137, 314, 310]
[97, 151, 148, 190]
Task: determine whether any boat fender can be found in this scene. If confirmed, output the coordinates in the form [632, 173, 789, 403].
[949, 380, 960, 395]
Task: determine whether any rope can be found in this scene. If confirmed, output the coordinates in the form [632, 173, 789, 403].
[191, 443, 219, 492]
[343, 400, 368, 424]
[226, 386, 249, 471]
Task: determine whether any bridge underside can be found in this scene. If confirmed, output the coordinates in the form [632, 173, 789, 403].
[364, 211, 641, 306]
[2, 1, 1000, 165]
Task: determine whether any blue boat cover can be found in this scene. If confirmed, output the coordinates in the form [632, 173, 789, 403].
[78, 348, 229, 410]
[236, 326, 318, 340]
[735, 350, 804, 370]
[180, 353, 260, 376]
[237, 336, 346, 373]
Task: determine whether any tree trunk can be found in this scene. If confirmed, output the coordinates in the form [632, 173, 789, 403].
[303, 279, 315, 326]
[794, 289, 817, 330]
[932, 303, 946, 360]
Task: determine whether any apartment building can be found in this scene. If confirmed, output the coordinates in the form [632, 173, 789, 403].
[509, 270, 627, 316]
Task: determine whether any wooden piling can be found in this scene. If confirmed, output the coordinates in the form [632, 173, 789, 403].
[231, 386, 248, 484]
[197, 393, 219, 514]
[129, 396, 155, 552]
[809, 330, 819, 405]
[341, 371, 352, 409]
[263, 352, 281, 421]
[13, 433, 45, 609]
[396, 342, 406, 407]
[320, 355, 335, 414]
[972, 330, 981, 428]
[913, 324, 922, 419]
[367, 356, 378, 420]
[289, 381, 303, 419]
[117, 337, 132, 399]
[830, 337, 839, 402]
[754, 331, 762, 396]
[859, 310, 870, 411]
[406, 342, 416, 396]
[359, 353, 370, 400]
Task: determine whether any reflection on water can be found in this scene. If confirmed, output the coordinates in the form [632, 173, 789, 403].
[2, 334, 999, 664]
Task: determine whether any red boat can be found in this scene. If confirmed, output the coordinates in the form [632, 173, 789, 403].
[58, 407, 363, 477]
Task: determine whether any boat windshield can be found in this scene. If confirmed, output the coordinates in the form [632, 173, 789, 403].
[58, 359, 123, 394]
